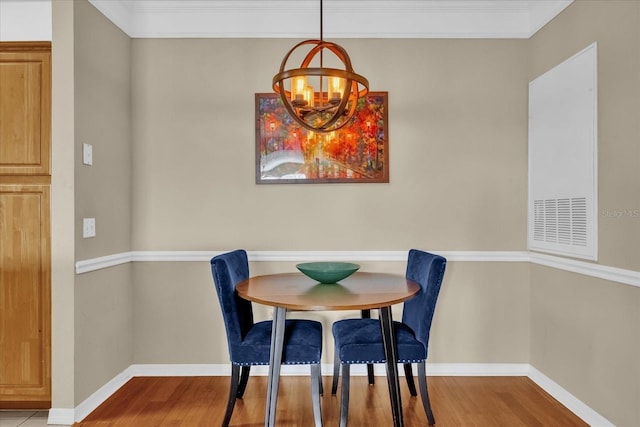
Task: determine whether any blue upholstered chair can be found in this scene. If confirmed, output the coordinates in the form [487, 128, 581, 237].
[210, 249, 324, 427]
[331, 249, 446, 427]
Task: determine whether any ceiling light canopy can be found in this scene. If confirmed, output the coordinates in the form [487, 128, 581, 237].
[272, 0, 369, 133]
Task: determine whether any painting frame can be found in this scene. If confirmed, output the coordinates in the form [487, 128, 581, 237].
[255, 92, 389, 184]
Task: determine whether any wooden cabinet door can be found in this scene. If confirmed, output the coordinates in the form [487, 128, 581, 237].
[0, 42, 51, 408]
[0, 43, 51, 176]
[0, 184, 51, 408]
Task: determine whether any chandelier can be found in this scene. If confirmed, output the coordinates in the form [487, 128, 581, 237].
[272, 0, 369, 133]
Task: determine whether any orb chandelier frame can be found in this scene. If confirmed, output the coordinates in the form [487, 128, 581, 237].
[272, 0, 369, 133]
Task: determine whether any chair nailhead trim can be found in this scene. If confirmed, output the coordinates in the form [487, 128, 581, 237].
[341, 359, 424, 364]
[234, 361, 320, 366]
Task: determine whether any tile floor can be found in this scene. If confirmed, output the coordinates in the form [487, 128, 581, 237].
[0, 411, 63, 427]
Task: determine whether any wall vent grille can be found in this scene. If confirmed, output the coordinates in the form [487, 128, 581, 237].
[533, 197, 588, 247]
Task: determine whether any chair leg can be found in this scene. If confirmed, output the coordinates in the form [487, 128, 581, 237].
[404, 363, 417, 397]
[222, 364, 241, 427]
[361, 309, 375, 385]
[310, 364, 323, 427]
[417, 361, 435, 426]
[236, 365, 251, 398]
[340, 364, 351, 427]
[367, 364, 375, 385]
[331, 347, 340, 395]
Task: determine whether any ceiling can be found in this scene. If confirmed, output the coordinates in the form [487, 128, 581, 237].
[88, 0, 573, 39]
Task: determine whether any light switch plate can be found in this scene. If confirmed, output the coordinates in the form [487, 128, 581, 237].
[83, 143, 93, 165]
[83, 218, 96, 238]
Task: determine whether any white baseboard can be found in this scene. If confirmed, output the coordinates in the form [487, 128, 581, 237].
[46, 408, 74, 425]
[426, 362, 530, 376]
[528, 367, 614, 427]
[73, 368, 135, 422]
[49, 363, 612, 426]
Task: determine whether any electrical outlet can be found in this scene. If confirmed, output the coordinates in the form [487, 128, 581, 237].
[83, 218, 96, 238]
[83, 143, 93, 165]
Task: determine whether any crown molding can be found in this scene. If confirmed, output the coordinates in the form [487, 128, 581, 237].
[527, 0, 575, 35]
[87, 0, 573, 39]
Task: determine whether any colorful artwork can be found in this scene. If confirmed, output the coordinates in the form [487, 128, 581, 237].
[255, 92, 389, 184]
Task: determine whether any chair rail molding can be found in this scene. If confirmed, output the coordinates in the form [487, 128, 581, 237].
[75, 250, 529, 273]
[75, 250, 640, 288]
[529, 252, 640, 287]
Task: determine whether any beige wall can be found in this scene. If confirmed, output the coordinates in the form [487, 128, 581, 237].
[530, 265, 639, 426]
[130, 38, 528, 251]
[528, 2, 640, 426]
[72, 0, 134, 405]
[51, 0, 76, 410]
[127, 35, 531, 383]
[74, 0, 132, 258]
[128, 35, 531, 384]
[74, 266, 133, 403]
[133, 260, 530, 365]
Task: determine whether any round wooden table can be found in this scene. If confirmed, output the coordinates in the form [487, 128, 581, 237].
[237, 272, 420, 427]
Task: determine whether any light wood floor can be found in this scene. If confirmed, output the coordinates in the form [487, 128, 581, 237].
[73, 376, 588, 426]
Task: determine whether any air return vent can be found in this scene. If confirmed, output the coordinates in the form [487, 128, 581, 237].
[533, 198, 588, 247]
[528, 43, 597, 260]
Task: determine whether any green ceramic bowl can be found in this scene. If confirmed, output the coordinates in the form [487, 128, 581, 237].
[296, 262, 360, 284]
